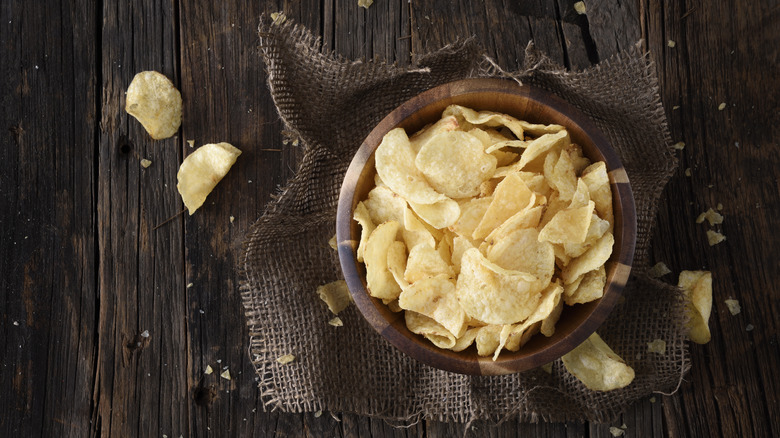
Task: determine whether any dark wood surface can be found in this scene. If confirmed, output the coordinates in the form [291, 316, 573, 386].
[1, 0, 776, 437]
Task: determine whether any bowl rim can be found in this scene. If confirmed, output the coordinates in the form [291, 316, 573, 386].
[336, 78, 636, 375]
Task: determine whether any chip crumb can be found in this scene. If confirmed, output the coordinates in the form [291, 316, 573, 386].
[140, 158, 152, 168]
[317, 280, 353, 314]
[574, 1, 586, 14]
[724, 298, 741, 315]
[13, 321, 19, 326]
[328, 233, 338, 250]
[667, 40, 676, 48]
[650, 396, 656, 403]
[270, 12, 286, 24]
[717, 203, 723, 210]
[648, 262, 672, 278]
[540, 362, 553, 374]
[672, 141, 685, 150]
[647, 339, 666, 354]
[292, 138, 299, 147]
[696, 208, 724, 226]
[140, 329, 150, 338]
[672, 105, 680, 110]
[328, 317, 343, 327]
[314, 410, 323, 418]
[277, 354, 295, 364]
[204, 365, 213, 375]
[230, 215, 235, 223]
[746, 324, 754, 332]
[609, 426, 625, 437]
[187, 140, 195, 148]
[220, 369, 231, 380]
[718, 102, 726, 110]
[187, 283, 193, 288]
[358, 0, 373, 9]
[706, 230, 726, 246]
[685, 168, 692, 177]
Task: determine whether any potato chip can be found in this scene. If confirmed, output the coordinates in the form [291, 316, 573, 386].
[516, 130, 570, 171]
[436, 234, 453, 266]
[176, 142, 242, 214]
[125, 71, 182, 139]
[415, 131, 497, 198]
[568, 179, 591, 209]
[561, 231, 614, 284]
[561, 332, 635, 391]
[538, 201, 595, 244]
[386, 241, 409, 289]
[498, 282, 563, 353]
[706, 230, 726, 246]
[384, 299, 403, 313]
[450, 197, 492, 239]
[353, 202, 375, 262]
[408, 199, 461, 230]
[405, 311, 457, 349]
[451, 235, 475, 274]
[540, 287, 564, 337]
[328, 317, 344, 327]
[562, 213, 610, 258]
[316, 280, 353, 314]
[565, 143, 592, 174]
[696, 208, 724, 226]
[404, 243, 454, 284]
[486, 228, 555, 285]
[409, 115, 460, 153]
[678, 270, 713, 344]
[472, 172, 535, 240]
[364, 185, 406, 225]
[375, 128, 449, 205]
[328, 233, 338, 250]
[478, 178, 500, 197]
[548, 149, 578, 201]
[647, 339, 666, 354]
[363, 221, 402, 300]
[456, 249, 542, 324]
[647, 262, 671, 278]
[724, 298, 740, 315]
[475, 325, 503, 357]
[276, 354, 295, 365]
[538, 191, 569, 228]
[581, 162, 613, 224]
[444, 104, 564, 138]
[564, 265, 606, 305]
[402, 206, 436, 250]
[450, 327, 480, 352]
[398, 274, 466, 337]
[484, 205, 543, 246]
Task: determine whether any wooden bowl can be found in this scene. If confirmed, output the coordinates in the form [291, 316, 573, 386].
[336, 78, 636, 375]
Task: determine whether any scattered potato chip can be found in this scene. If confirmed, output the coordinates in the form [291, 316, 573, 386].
[574, 1, 586, 14]
[140, 158, 152, 168]
[220, 369, 231, 380]
[125, 71, 182, 139]
[609, 426, 625, 437]
[696, 208, 724, 225]
[678, 271, 713, 344]
[415, 131, 497, 198]
[358, 0, 373, 9]
[405, 311, 457, 349]
[176, 142, 242, 214]
[724, 298, 741, 315]
[667, 40, 676, 48]
[316, 280, 353, 314]
[328, 233, 338, 250]
[204, 365, 213, 375]
[353, 202, 374, 262]
[718, 102, 726, 110]
[561, 332, 635, 391]
[647, 339, 666, 354]
[717, 202, 723, 210]
[706, 230, 726, 246]
[328, 317, 344, 327]
[276, 354, 295, 364]
[672, 141, 685, 150]
[648, 262, 672, 278]
[685, 168, 692, 177]
[363, 221, 402, 300]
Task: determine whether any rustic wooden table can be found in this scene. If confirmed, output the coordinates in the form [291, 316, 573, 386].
[1, 0, 777, 436]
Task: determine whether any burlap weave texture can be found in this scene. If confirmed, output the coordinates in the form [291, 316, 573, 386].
[239, 18, 688, 423]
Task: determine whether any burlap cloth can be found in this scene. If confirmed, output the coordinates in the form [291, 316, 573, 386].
[239, 17, 688, 424]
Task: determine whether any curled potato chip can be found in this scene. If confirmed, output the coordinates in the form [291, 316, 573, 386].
[450, 327, 480, 352]
[386, 241, 409, 289]
[581, 162, 613, 224]
[456, 249, 541, 325]
[563, 214, 610, 258]
[353, 202, 375, 262]
[375, 128, 449, 205]
[177, 143, 242, 214]
[409, 115, 460, 153]
[562, 231, 614, 284]
[415, 131, 497, 198]
[402, 206, 436, 250]
[562, 332, 635, 391]
[484, 205, 543, 246]
[450, 197, 492, 239]
[125, 71, 182, 139]
[516, 130, 570, 171]
[405, 311, 457, 349]
[398, 274, 466, 337]
[472, 172, 535, 240]
[548, 149, 578, 201]
[364, 185, 406, 225]
[451, 235, 476, 274]
[678, 270, 713, 344]
[475, 325, 503, 357]
[564, 265, 606, 305]
[404, 243, 454, 284]
[408, 198, 460, 230]
[316, 280, 353, 314]
[444, 104, 564, 139]
[486, 228, 554, 286]
[364, 221, 402, 300]
[538, 201, 595, 244]
[498, 282, 563, 354]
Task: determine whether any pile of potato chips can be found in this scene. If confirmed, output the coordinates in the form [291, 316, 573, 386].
[354, 105, 616, 361]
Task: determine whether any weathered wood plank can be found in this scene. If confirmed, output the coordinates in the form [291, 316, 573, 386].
[0, 0, 99, 436]
[642, 0, 780, 437]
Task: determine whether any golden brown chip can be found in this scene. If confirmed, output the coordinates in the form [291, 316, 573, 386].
[561, 332, 635, 391]
[398, 274, 466, 337]
[724, 298, 741, 315]
[404, 311, 457, 349]
[486, 228, 555, 285]
[581, 162, 613, 224]
[472, 172, 535, 240]
[316, 280, 353, 314]
[125, 71, 182, 139]
[353, 202, 375, 262]
[404, 243, 454, 284]
[386, 241, 409, 290]
[564, 265, 606, 305]
[561, 231, 614, 284]
[475, 325, 503, 357]
[176, 143, 242, 214]
[538, 201, 595, 244]
[415, 131, 497, 198]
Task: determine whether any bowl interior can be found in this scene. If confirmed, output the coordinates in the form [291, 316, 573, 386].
[337, 78, 636, 375]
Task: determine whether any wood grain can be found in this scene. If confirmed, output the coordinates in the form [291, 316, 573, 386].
[0, 0, 776, 436]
